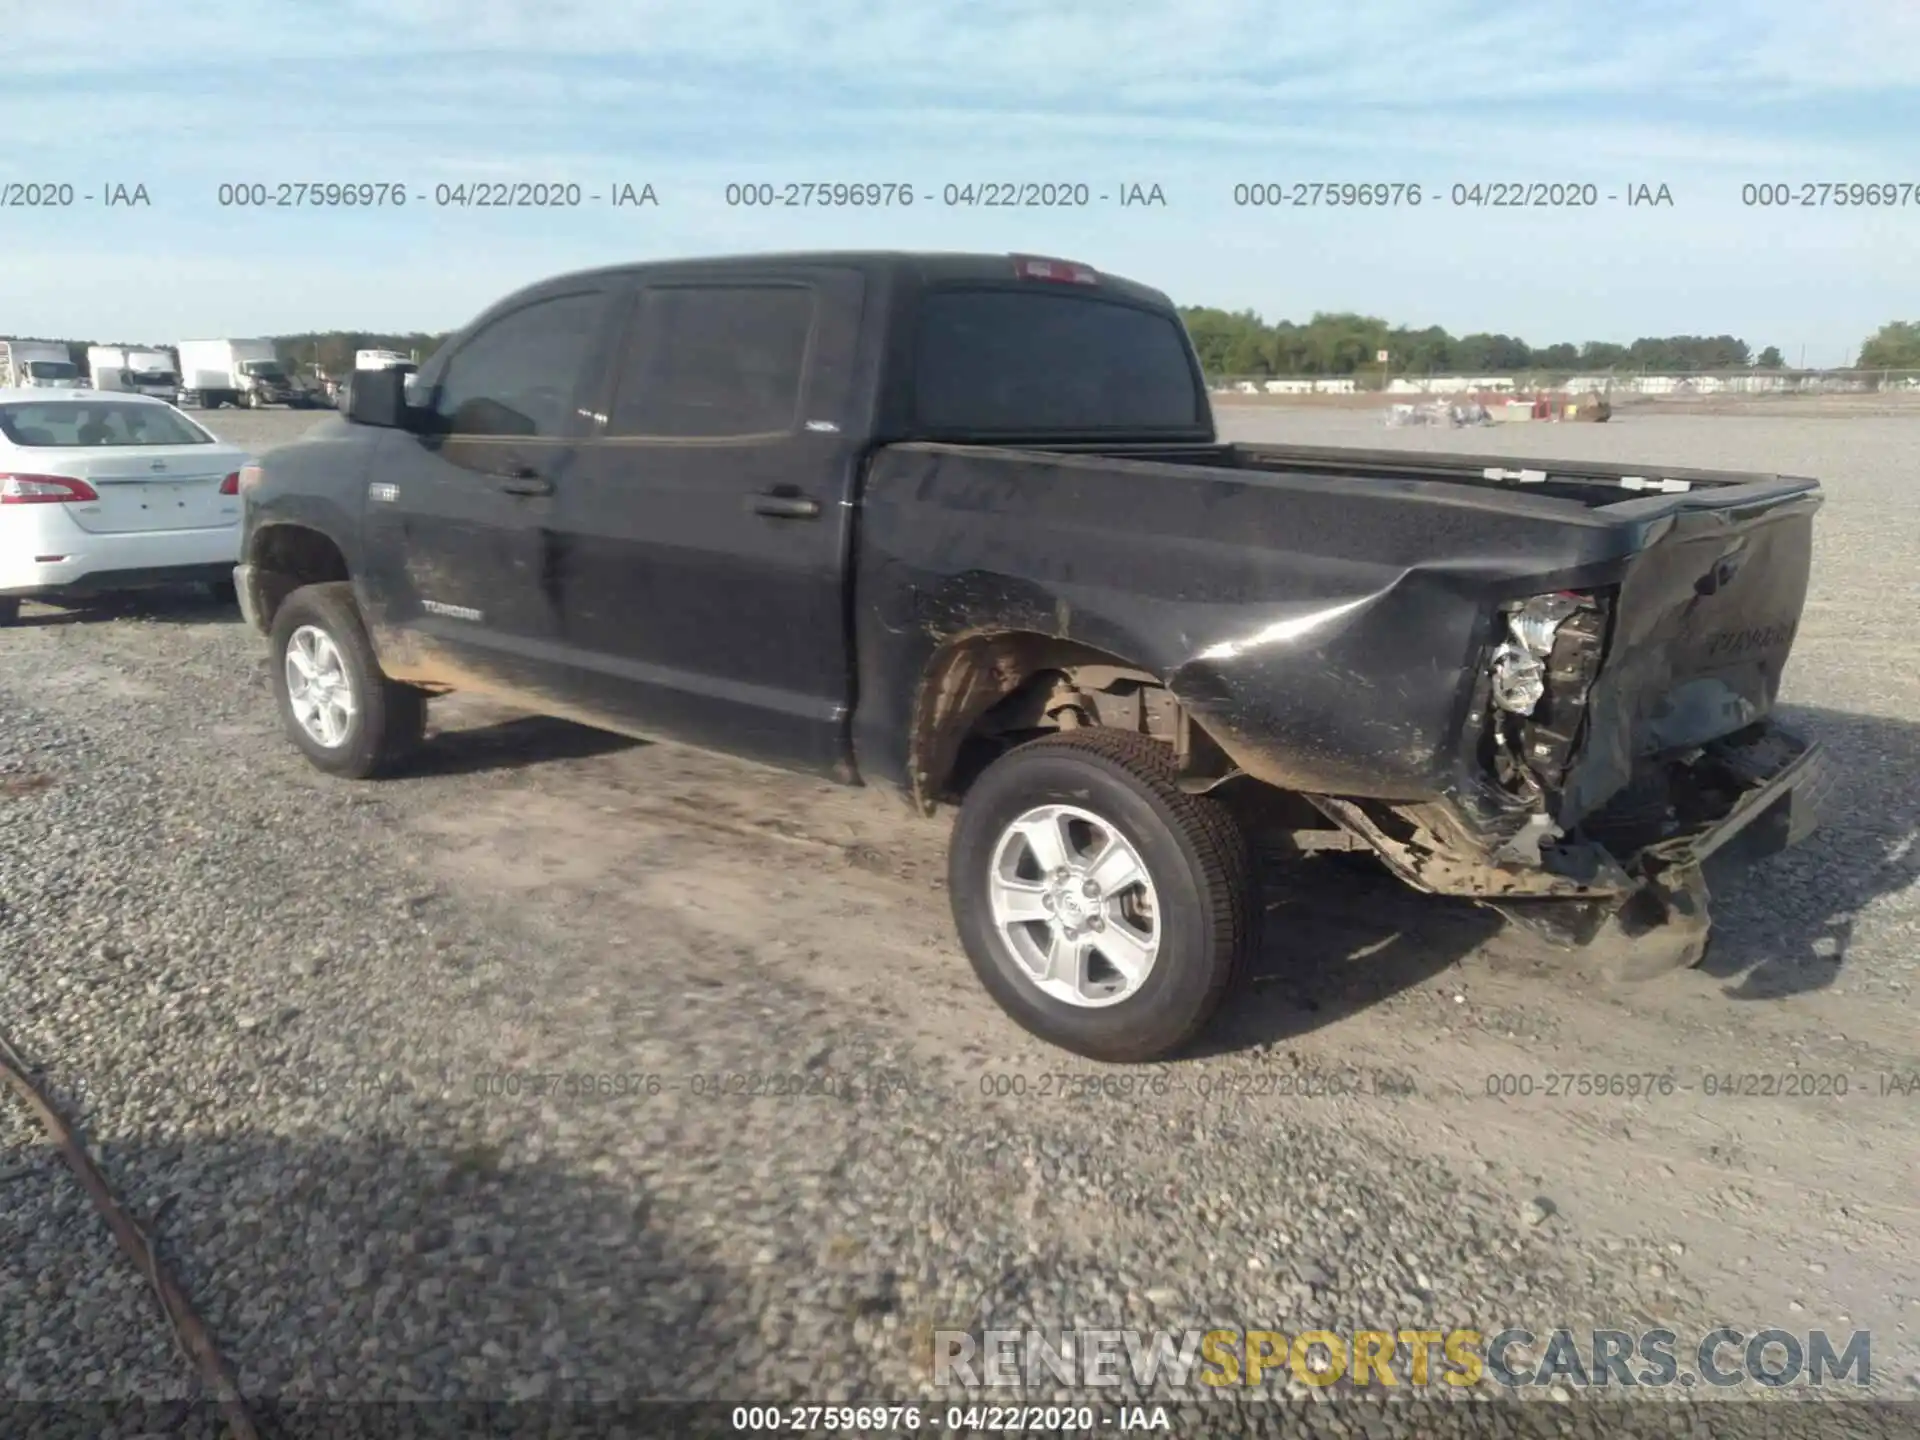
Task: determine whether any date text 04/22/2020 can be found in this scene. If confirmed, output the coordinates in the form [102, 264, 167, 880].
[721, 181, 1168, 208]
[1228, 181, 1675, 208]
[208, 181, 659, 208]
[727, 1403, 1174, 1432]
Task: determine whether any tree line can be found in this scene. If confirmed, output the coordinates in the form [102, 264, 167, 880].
[17, 315, 1920, 381]
[1177, 307, 1787, 378]
[1180, 310, 1920, 378]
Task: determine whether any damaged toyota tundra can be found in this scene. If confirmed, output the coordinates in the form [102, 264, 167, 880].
[232, 251, 1828, 1061]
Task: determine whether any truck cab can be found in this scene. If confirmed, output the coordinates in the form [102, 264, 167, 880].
[88, 346, 181, 399]
[0, 343, 84, 389]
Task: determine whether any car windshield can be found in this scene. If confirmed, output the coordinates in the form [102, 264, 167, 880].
[24, 360, 79, 380]
[0, 400, 214, 447]
[239, 360, 285, 379]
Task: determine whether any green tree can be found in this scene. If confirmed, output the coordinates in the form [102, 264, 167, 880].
[1857, 321, 1920, 370]
[1756, 346, 1784, 369]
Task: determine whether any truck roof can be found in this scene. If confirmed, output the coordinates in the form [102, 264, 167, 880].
[509, 250, 1178, 311]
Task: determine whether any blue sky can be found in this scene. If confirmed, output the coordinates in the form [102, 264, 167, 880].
[4, 0, 1916, 363]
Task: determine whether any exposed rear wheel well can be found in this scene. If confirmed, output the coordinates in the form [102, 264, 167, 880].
[909, 632, 1236, 812]
[247, 524, 350, 630]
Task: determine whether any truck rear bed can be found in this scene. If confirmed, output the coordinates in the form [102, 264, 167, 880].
[857, 437, 1821, 890]
[1041, 438, 1819, 511]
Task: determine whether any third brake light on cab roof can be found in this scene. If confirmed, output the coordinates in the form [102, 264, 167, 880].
[1009, 255, 1099, 285]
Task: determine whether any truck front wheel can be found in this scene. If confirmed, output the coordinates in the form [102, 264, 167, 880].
[948, 728, 1259, 1062]
[269, 582, 427, 779]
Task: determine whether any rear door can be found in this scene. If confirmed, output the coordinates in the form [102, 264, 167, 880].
[356, 286, 620, 694]
[555, 268, 868, 773]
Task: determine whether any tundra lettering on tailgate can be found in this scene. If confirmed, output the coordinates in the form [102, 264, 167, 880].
[1704, 622, 1796, 662]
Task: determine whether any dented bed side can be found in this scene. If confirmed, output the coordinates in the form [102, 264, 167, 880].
[854, 441, 1824, 907]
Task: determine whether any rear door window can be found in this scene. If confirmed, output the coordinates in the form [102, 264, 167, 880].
[606, 284, 815, 439]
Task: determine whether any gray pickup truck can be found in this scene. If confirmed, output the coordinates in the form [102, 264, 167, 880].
[233, 250, 1826, 1061]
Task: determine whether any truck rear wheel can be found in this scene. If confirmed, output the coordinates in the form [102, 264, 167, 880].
[269, 582, 427, 779]
[948, 728, 1259, 1062]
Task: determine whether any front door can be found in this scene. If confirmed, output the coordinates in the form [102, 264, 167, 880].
[357, 286, 617, 699]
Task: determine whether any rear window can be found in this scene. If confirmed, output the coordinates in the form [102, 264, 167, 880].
[0, 400, 213, 447]
[913, 289, 1203, 435]
[24, 360, 78, 380]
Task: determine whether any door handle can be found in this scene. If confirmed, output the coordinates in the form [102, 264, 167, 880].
[497, 468, 554, 497]
[751, 490, 820, 519]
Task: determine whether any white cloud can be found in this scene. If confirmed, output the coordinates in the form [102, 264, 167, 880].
[10, 0, 1920, 101]
[0, 0, 1912, 344]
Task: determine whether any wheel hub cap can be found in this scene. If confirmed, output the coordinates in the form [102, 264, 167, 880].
[284, 623, 357, 749]
[986, 803, 1160, 1008]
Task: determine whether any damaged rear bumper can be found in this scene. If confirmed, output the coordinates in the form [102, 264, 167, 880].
[1313, 726, 1828, 971]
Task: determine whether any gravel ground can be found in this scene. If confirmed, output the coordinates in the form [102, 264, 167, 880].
[2, 406, 1916, 1433]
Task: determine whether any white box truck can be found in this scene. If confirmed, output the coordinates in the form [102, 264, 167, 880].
[87, 345, 181, 399]
[341, 347, 421, 411]
[176, 338, 293, 409]
[0, 340, 84, 389]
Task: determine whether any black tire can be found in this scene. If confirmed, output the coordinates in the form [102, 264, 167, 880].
[0, 597, 19, 626]
[269, 581, 427, 779]
[949, 728, 1259, 1063]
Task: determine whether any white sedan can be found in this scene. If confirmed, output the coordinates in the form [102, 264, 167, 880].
[0, 389, 250, 624]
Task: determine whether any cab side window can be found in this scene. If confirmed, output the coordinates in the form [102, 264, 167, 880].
[430, 291, 605, 452]
[606, 285, 814, 439]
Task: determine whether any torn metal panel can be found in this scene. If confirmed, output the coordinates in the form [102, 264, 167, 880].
[855, 442, 1820, 828]
[1306, 795, 1633, 900]
[1557, 486, 1820, 827]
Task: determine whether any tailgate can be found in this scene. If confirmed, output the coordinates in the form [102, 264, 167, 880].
[1560, 478, 1821, 826]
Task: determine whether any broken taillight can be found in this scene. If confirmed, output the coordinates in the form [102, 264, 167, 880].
[1486, 591, 1610, 804]
[1491, 593, 1588, 714]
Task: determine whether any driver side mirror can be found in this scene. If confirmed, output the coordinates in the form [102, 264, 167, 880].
[345, 367, 416, 430]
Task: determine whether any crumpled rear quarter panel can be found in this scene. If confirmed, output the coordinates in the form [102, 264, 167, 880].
[853, 443, 1647, 801]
